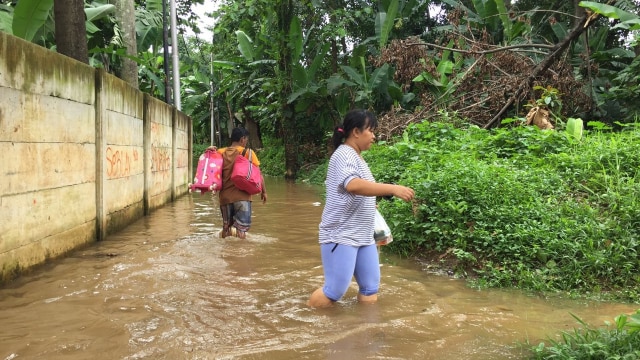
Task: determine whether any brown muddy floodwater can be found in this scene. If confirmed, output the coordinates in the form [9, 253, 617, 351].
[0, 177, 637, 360]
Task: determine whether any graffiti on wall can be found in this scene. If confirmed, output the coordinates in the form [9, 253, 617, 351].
[151, 144, 171, 173]
[151, 120, 171, 176]
[106, 147, 139, 179]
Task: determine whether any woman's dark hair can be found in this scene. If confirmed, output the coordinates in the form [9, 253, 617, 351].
[231, 127, 249, 142]
[330, 109, 378, 151]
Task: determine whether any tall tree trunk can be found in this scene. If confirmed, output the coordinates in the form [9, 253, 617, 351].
[330, 39, 338, 74]
[328, 0, 339, 74]
[633, 1, 640, 56]
[225, 97, 234, 139]
[277, 0, 298, 179]
[241, 109, 263, 149]
[111, 0, 139, 88]
[53, 0, 88, 64]
[162, 0, 172, 103]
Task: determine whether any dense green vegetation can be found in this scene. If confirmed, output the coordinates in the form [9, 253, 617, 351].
[301, 117, 640, 303]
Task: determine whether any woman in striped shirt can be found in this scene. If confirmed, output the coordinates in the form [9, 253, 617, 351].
[307, 109, 415, 308]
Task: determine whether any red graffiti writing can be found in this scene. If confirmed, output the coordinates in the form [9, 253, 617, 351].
[106, 147, 137, 179]
[150, 122, 160, 136]
[151, 145, 171, 173]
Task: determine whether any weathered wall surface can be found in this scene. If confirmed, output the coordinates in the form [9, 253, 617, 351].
[146, 95, 174, 211]
[174, 110, 192, 197]
[98, 70, 146, 236]
[0, 32, 192, 283]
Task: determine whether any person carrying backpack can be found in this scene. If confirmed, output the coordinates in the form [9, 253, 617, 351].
[207, 127, 267, 239]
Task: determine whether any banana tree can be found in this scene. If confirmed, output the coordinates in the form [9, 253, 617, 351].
[223, 29, 277, 147]
[7, 0, 116, 55]
[233, 13, 338, 148]
[412, 39, 465, 108]
[286, 41, 333, 123]
[366, 0, 433, 49]
[5, 0, 171, 89]
[579, 1, 640, 122]
[7, 0, 158, 98]
[440, 0, 528, 44]
[580, 1, 640, 31]
[284, 13, 337, 128]
[326, 56, 411, 115]
[376, 0, 400, 48]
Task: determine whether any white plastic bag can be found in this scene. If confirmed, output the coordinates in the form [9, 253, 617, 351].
[373, 209, 393, 245]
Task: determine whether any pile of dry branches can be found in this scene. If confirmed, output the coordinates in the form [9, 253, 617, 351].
[371, 32, 594, 140]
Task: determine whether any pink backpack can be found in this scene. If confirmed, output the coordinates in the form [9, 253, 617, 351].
[230, 148, 263, 195]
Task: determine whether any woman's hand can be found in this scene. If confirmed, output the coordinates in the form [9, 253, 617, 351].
[391, 184, 415, 202]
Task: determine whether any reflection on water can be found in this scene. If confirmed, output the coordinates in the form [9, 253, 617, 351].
[0, 176, 636, 359]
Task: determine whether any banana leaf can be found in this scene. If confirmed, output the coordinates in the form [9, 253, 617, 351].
[12, 0, 53, 41]
[235, 30, 254, 62]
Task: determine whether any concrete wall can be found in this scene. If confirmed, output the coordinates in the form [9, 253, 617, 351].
[0, 32, 192, 283]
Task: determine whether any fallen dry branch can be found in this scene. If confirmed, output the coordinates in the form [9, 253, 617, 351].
[374, 11, 599, 137]
[412, 41, 556, 55]
[483, 12, 597, 128]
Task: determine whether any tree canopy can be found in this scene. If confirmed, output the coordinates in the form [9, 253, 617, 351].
[1, 0, 639, 177]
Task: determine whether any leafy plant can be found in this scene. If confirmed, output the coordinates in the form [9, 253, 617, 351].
[565, 117, 584, 142]
[580, 1, 640, 31]
[412, 40, 464, 108]
[12, 0, 53, 41]
[326, 56, 406, 113]
[440, 0, 528, 43]
[530, 311, 640, 359]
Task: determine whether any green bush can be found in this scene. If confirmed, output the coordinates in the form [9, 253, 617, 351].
[363, 121, 640, 302]
[300, 161, 328, 185]
[255, 137, 286, 177]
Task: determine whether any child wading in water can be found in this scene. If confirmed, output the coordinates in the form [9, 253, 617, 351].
[307, 109, 414, 308]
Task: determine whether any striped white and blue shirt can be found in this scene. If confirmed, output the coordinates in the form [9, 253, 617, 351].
[318, 144, 376, 246]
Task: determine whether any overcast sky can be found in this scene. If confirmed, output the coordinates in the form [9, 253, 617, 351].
[191, 0, 218, 40]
